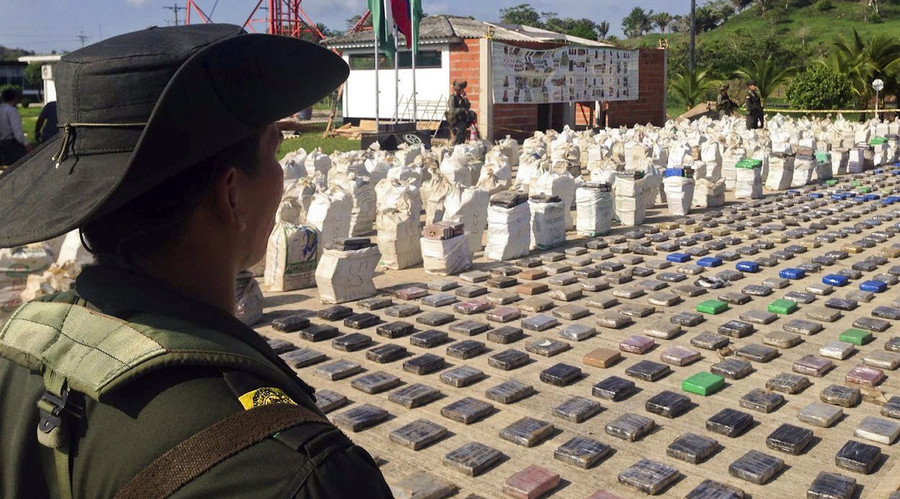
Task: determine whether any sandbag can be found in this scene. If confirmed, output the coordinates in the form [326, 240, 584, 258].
[306, 187, 352, 255]
[264, 202, 318, 292]
[439, 154, 475, 186]
[499, 135, 520, 166]
[376, 182, 423, 270]
[280, 147, 308, 180]
[421, 234, 472, 275]
[663, 176, 695, 216]
[315, 245, 381, 304]
[442, 185, 490, 253]
[304, 147, 331, 178]
[422, 173, 453, 225]
[484, 202, 531, 261]
[0, 243, 55, 320]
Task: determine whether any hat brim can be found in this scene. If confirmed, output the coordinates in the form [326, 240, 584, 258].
[0, 32, 348, 248]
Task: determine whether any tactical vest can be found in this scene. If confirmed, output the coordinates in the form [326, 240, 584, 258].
[0, 291, 329, 499]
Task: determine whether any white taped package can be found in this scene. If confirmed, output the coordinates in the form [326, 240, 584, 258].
[847, 147, 865, 173]
[499, 135, 520, 166]
[791, 156, 815, 188]
[854, 127, 871, 145]
[280, 147, 307, 180]
[529, 199, 566, 250]
[832, 149, 849, 175]
[721, 150, 743, 191]
[235, 270, 263, 326]
[575, 186, 613, 236]
[264, 203, 318, 292]
[440, 154, 475, 186]
[530, 171, 576, 230]
[692, 178, 726, 208]
[377, 209, 422, 270]
[766, 156, 794, 191]
[484, 203, 531, 261]
[442, 185, 490, 253]
[304, 147, 331, 178]
[663, 176, 695, 216]
[306, 187, 352, 255]
[421, 234, 472, 275]
[315, 245, 381, 304]
[734, 167, 763, 199]
[614, 175, 646, 226]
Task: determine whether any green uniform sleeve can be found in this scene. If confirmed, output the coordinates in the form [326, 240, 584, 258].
[292, 444, 393, 498]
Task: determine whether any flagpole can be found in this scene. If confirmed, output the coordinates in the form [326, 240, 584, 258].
[394, 36, 399, 124]
[374, 26, 380, 131]
[412, 42, 418, 125]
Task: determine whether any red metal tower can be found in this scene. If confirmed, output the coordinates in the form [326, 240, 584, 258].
[185, 0, 325, 40]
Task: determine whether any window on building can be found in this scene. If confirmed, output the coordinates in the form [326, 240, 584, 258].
[349, 50, 442, 70]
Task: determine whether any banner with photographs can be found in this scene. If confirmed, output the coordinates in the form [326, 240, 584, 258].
[491, 42, 639, 104]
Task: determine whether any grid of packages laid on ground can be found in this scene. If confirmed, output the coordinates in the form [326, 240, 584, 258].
[256, 166, 900, 498]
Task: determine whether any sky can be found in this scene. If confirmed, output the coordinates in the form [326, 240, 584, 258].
[0, 0, 689, 54]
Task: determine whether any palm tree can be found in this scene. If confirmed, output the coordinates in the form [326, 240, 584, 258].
[597, 21, 610, 40]
[829, 29, 900, 112]
[652, 12, 673, 34]
[733, 55, 797, 104]
[670, 68, 716, 109]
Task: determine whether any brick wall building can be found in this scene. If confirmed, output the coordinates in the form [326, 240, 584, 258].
[327, 15, 667, 142]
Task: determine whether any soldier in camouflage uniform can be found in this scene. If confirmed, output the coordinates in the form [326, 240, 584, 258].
[446, 80, 473, 145]
[745, 81, 764, 130]
[716, 84, 737, 118]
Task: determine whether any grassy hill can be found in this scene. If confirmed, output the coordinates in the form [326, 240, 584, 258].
[622, 1, 900, 116]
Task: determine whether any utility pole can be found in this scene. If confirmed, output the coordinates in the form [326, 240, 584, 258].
[77, 31, 89, 47]
[689, 0, 696, 72]
[164, 3, 187, 26]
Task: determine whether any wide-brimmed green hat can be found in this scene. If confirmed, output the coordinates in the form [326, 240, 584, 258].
[0, 24, 348, 248]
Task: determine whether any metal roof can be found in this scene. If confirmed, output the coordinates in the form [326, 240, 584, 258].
[325, 15, 615, 49]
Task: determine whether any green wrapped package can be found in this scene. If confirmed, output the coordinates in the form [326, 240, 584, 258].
[697, 300, 729, 315]
[683, 372, 726, 396]
[839, 328, 872, 346]
[768, 299, 798, 315]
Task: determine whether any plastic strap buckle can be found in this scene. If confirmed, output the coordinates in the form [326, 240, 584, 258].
[37, 386, 70, 449]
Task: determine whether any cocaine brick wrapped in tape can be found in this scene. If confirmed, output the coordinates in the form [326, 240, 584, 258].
[423, 221, 465, 241]
[489, 190, 528, 209]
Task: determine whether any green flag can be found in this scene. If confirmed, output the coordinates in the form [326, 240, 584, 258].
[410, 0, 423, 55]
[367, 0, 396, 56]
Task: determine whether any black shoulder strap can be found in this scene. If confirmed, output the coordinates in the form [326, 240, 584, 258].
[114, 404, 330, 499]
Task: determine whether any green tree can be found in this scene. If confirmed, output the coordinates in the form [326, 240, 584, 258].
[24, 63, 43, 89]
[694, 6, 722, 33]
[786, 65, 853, 109]
[567, 19, 601, 40]
[622, 7, 653, 38]
[828, 29, 900, 110]
[730, 0, 753, 11]
[597, 21, 610, 39]
[670, 68, 716, 109]
[499, 3, 543, 27]
[652, 12, 673, 33]
[733, 55, 797, 103]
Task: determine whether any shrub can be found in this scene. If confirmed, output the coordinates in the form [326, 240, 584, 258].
[786, 65, 853, 110]
[20, 97, 31, 108]
[815, 0, 834, 11]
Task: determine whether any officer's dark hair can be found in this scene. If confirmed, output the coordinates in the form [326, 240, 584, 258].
[82, 127, 266, 265]
[1, 89, 18, 102]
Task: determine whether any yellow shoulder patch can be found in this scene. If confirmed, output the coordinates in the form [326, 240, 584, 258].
[238, 387, 297, 410]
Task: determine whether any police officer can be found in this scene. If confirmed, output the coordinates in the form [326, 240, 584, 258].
[446, 80, 472, 145]
[716, 84, 736, 119]
[745, 81, 764, 130]
[0, 25, 392, 498]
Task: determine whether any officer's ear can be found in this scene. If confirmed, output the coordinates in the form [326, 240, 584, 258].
[208, 166, 247, 232]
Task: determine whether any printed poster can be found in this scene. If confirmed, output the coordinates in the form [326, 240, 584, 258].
[491, 42, 639, 104]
